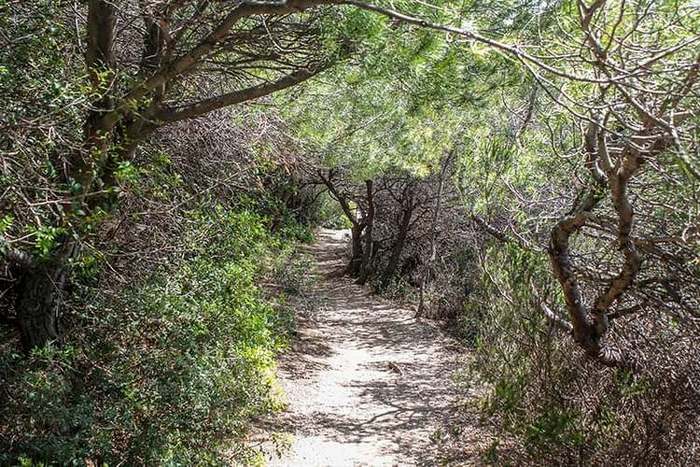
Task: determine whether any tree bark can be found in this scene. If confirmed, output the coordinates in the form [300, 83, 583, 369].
[14, 240, 79, 351]
[357, 180, 375, 285]
[382, 197, 414, 286]
[348, 224, 364, 276]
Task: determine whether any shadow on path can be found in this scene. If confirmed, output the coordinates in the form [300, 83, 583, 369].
[250, 229, 494, 466]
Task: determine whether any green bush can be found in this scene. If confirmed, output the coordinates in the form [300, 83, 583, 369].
[0, 209, 301, 465]
[316, 193, 353, 230]
[462, 244, 699, 465]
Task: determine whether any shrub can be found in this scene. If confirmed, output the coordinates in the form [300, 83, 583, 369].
[462, 245, 700, 466]
[0, 209, 301, 465]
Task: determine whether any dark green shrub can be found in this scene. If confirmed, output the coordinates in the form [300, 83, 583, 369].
[0, 209, 300, 465]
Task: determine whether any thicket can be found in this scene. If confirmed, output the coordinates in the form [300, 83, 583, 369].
[1, 207, 307, 464]
[0, 3, 320, 462]
[1, 107, 318, 463]
[1, 89, 318, 463]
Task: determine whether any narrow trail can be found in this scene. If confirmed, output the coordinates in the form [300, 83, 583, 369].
[253, 229, 491, 466]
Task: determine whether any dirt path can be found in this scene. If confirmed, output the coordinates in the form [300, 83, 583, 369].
[253, 229, 491, 466]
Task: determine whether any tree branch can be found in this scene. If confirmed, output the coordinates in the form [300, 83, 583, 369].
[154, 65, 326, 122]
[103, 0, 332, 127]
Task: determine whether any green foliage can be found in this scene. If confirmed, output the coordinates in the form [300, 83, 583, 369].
[524, 408, 585, 453]
[460, 236, 695, 464]
[0, 214, 13, 234]
[316, 192, 353, 229]
[272, 247, 315, 296]
[283, 9, 517, 181]
[461, 246, 588, 460]
[0, 210, 305, 465]
[114, 161, 140, 185]
[30, 226, 67, 258]
[0, 0, 84, 134]
[0, 0, 86, 260]
[0, 214, 14, 255]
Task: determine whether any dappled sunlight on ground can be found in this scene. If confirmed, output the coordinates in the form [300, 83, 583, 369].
[250, 229, 494, 466]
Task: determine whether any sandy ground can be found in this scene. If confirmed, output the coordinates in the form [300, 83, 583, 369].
[250, 229, 493, 466]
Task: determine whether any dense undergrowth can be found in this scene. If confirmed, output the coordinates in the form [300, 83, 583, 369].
[0, 207, 311, 465]
[460, 245, 699, 465]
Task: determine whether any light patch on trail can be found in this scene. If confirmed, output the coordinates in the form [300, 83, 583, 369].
[249, 229, 492, 466]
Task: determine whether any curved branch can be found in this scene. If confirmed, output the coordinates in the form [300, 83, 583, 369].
[154, 65, 325, 122]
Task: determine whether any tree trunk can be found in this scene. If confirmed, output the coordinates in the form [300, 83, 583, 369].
[317, 170, 367, 277]
[347, 223, 364, 276]
[356, 226, 373, 284]
[16, 267, 63, 351]
[357, 180, 375, 285]
[382, 202, 414, 286]
[14, 240, 78, 351]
